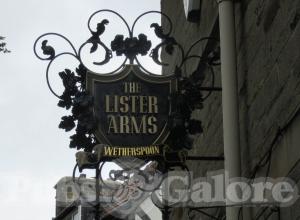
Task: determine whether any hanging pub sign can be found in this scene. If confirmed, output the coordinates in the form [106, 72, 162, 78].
[86, 65, 177, 155]
[34, 10, 216, 168]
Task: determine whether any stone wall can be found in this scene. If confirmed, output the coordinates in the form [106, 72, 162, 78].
[161, 0, 300, 219]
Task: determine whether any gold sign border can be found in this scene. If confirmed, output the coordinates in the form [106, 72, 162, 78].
[86, 64, 177, 146]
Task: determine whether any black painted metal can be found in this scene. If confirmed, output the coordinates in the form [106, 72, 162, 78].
[33, 9, 220, 87]
[35, 9, 222, 220]
[95, 168, 101, 220]
[162, 207, 171, 220]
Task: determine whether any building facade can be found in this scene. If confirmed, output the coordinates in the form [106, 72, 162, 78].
[53, 174, 159, 220]
[161, 0, 300, 219]
[53, 175, 123, 220]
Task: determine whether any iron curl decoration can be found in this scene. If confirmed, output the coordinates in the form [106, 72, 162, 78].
[180, 37, 220, 67]
[33, 33, 79, 98]
[33, 10, 220, 96]
[33, 8, 222, 158]
[79, 9, 130, 70]
[34, 10, 223, 220]
[33, 10, 180, 83]
[130, 11, 185, 75]
[176, 37, 221, 101]
[35, 7, 222, 182]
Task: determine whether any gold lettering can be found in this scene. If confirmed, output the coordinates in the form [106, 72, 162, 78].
[139, 96, 148, 113]
[148, 96, 158, 113]
[131, 148, 136, 156]
[108, 116, 118, 133]
[117, 148, 122, 156]
[104, 147, 113, 156]
[113, 148, 117, 156]
[148, 116, 158, 134]
[154, 146, 160, 154]
[105, 95, 114, 112]
[105, 95, 159, 114]
[146, 147, 150, 155]
[114, 95, 118, 113]
[124, 82, 128, 93]
[103, 146, 161, 157]
[130, 116, 147, 134]
[124, 82, 142, 93]
[136, 147, 141, 156]
[129, 83, 135, 93]
[120, 116, 130, 133]
[120, 96, 129, 113]
[130, 96, 138, 113]
[151, 147, 156, 154]
[143, 147, 146, 155]
[136, 83, 141, 93]
[128, 148, 131, 156]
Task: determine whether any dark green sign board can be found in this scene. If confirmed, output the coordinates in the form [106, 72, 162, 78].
[87, 65, 177, 149]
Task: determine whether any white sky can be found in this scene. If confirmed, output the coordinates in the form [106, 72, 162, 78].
[0, 0, 162, 219]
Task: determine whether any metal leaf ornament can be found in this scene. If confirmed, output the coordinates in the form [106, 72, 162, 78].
[70, 133, 95, 151]
[73, 92, 93, 107]
[33, 11, 220, 153]
[75, 64, 87, 87]
[59, 116, 76, 132]
[187, 119, 203, 135]
[88, 19, 109, 53]
[41, 40, 55, 60]
[56, 65, 98, 151]
[58, 91, 73, 110]
[111, 34, 151, 62]
[111, 35, 124, 56]
[150, 23, 177, 66]
[59, 69, 78, 95]
[167, 67, 204, 150]
[137, 34, 152, 55]
[86, 19, 112, 65]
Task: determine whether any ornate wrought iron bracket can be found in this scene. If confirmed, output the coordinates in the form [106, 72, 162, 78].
[34, 9, 220, 89]
[34, 9, 222, 220]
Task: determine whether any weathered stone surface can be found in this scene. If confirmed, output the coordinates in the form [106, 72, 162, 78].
[161, 0, 300, 219]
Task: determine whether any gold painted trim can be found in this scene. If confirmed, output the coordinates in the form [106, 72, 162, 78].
[86, 64, 177, 146]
